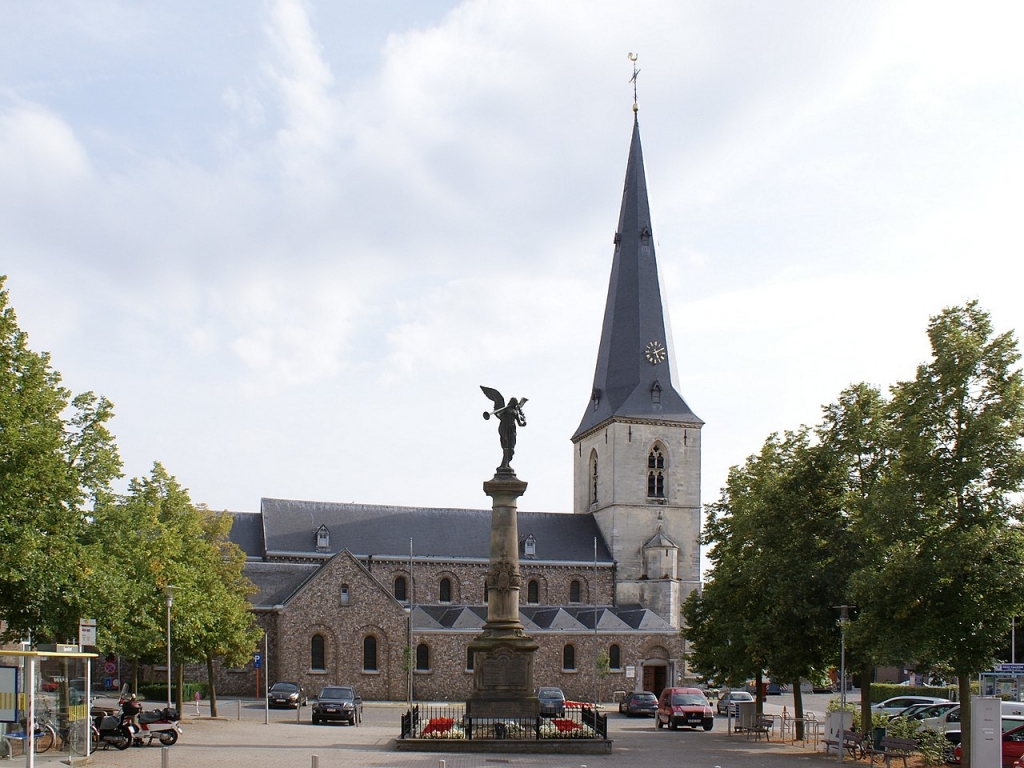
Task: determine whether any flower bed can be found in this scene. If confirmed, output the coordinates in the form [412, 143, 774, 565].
[538, 718, 595, 739]
[417, 717, 466, 739]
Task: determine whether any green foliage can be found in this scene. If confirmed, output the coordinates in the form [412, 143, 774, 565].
[689, 300, 1024, 765]
[0, 276, 122, 643]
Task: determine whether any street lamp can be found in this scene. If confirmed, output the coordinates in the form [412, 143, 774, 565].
[165, 585, 176, 709]
[837, 605, 850, 764]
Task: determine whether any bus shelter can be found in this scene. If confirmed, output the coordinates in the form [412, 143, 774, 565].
[0, 647, 98, 767]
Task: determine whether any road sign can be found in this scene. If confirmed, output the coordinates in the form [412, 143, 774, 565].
[79, 618, 97, 646]
[253, 652, 262, 669]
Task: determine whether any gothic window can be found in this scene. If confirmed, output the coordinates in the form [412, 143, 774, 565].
[416, 643, 430, 671]
[527, 579, 539, 604]
[394, 576, 407, 602]
[590, 451, 599, 505]
[439, 578, 452, 603]
[362, 636, 377, 671]
[569, 580, 581, 604]
[563, 644, 576, 671]
[609, 644, 621, 670]
[311, 635, 325, 671]
[339, 584, 350, 606]
[647, 445, 666, 499]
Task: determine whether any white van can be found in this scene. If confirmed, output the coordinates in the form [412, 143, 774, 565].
[921, 703, 1024, 733]
[1004, 701, 1024, 718]
[920, 705, 961, 733]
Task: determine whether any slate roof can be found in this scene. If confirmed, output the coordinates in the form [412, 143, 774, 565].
[574, 116, 702, 440]
[244, 560, 319, 608]
[412, 605, 674, 633]
[228, 511, 265, 559]
[247, 498, 613, 563]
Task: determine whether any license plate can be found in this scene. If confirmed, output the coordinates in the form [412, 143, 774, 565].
[326, 708, 337, 713]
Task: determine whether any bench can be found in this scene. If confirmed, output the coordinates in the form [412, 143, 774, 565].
[823, 729, 864, 759]
[746, 714, 774, 742]
[865, 736, 917, 768]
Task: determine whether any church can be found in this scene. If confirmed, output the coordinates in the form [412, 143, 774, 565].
[222, 108, 704, 704]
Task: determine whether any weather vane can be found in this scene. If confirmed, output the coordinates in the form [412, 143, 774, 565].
[628, 52, 640, 112]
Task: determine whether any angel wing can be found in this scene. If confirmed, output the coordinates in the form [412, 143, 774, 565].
[480, 385, 505, 411]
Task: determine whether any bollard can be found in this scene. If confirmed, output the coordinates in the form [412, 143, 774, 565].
[311, 756, 319, 768]
[438, 761, 446, 768]
[161, 745, 170, 768]
[238, 699, 242, 720]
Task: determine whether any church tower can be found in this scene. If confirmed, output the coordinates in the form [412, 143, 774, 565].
[572, 112, 702, 629]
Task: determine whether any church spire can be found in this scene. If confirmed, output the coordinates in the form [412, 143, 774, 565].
[573, 116, 701, 440]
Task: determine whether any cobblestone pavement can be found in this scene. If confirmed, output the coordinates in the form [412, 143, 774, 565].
[26, 693, 852, 768]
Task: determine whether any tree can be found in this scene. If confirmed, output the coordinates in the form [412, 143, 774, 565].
[0, 275, 121, 643]
[686, 430, 854, 733]
[864, 301, 1024, 768]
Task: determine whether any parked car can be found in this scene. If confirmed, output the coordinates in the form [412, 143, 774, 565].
[717, 690, 754, 716]
[919, 704, 961, 733]
[537, 687, 565, 718]
[946, 715, 1024, 764]
[895, 702, 958, 721]
[619, 691, 658, 717]
[656, 687, 714, 731]
[267, 681, 307, 709]
[953, 721, 1024, 766]
[311, 685, 361, 725]
[871, 695, 950, 717]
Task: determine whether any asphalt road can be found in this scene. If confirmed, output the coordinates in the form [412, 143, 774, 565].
[30, 692, 854, 768]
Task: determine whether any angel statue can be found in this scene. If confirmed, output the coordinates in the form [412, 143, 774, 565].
[481, 386, 528, 471]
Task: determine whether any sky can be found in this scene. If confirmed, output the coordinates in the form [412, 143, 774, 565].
[2, 1, 1023, 521]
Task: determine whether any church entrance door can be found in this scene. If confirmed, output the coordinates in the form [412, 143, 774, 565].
[643, 664, 666, 695]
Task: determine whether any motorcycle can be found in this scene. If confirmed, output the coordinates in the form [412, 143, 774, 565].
[134, 706, 182, 746]
[90, 694, 137, 751]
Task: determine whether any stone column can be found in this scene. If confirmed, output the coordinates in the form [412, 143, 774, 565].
[465, 469, 540, 718]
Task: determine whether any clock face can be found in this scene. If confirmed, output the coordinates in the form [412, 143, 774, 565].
[645, 340, 666, 364]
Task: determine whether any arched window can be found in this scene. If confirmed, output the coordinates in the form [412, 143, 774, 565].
[439, 578, 452, 603]
[311, 635, 325, 671]
[466, 647, 474, 671]
[609, 644, 621, 670]
[416, 643, 430, 671]
[569, 579, 581, 603]
[394, 575, 407, 601]
[590, 451, 599, 504]
[527, 579, 539, 604]
[362, 636, 377, 671]
[647, 445, 666, 499]
[562, 644, 576, 671]
[483, 584, 489, 603]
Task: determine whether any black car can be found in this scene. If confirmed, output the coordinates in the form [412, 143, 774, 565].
[267, 681, 307, 708]
[619, 691, 658, 717]
[311, 686, 362, 725]
[537, 687, 565, 717]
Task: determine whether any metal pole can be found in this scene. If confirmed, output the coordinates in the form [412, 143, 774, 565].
[165, 585, 176, 709]
[263, 633, 269, 725]
[837, 605, 849, 764]
[26, 654, 36, 768]
[593, 536, 599, 732]
[161, 745, 170, 768]
[405, 540, 409, 708]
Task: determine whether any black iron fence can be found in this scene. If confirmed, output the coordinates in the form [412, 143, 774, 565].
[400, 703, 608, 741]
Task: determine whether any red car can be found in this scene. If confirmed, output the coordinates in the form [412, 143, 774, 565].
[958, 722, 1024, 766]
[656, 687, 714, 731]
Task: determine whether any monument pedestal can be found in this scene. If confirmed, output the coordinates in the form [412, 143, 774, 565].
[465, 469, 540, 719]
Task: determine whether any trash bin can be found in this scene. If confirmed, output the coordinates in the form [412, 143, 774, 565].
[873, 727, 886, 750]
